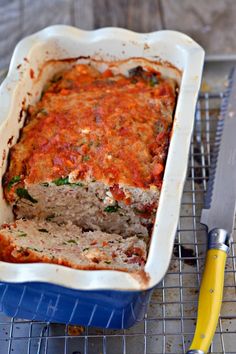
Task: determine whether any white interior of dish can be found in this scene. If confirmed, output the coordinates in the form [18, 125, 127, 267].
[0, 26, 204, 290]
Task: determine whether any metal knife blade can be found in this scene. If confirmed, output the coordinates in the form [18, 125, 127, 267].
[201, 68, 236, 234]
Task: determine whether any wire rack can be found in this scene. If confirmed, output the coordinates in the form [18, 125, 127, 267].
[0, 90, 236, 354]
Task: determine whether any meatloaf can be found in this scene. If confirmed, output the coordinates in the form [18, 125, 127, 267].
[0, 219, 146, 271]
[3, 63, 177, 239]
[1, 62, 177, 272]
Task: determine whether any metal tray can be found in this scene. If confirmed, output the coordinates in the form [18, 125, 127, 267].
[0, 61, 235, 353]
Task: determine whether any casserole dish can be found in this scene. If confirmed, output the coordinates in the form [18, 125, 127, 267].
[0, 25, 204, 328]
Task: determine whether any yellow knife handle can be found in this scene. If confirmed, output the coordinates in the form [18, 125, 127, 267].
[187, 228, 230, 354]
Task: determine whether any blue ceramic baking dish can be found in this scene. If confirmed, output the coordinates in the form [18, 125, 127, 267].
[0, 26, 204, 328]
[0, 282, 152, 329]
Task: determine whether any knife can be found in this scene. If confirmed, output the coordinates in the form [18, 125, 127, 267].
[186, 68, 236, 354]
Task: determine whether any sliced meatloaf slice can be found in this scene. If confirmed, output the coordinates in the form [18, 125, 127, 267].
[3, 63, 177, 237]
[0, 219, 147, 271]
[7, 182, 159, 237]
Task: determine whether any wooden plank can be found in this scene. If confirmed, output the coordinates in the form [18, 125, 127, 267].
[75, 0, 162, 32]
[126, 0, 162, 32]
[74, 0, 94, 30]
[0, 0, 22, 70]
[93, 0, 128, 29]
[161, 0, 236, 55]
[22, 0, 73, 35]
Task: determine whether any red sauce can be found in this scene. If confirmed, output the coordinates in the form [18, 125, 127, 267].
[29, 68, 35, 79]
[5, 63, 177, 197]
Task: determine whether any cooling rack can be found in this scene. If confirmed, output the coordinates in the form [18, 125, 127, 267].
[0, 90, 236, 353]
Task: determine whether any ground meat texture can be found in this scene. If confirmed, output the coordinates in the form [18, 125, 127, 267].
[3, 63, 177, 239]
[0, 219, 147, 271]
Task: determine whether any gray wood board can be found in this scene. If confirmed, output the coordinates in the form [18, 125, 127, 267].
[0, 0, 236, 70]
[161, 0, 236, 56]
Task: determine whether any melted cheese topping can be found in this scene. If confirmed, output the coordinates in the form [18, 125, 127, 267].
[5, 63, 177, 196]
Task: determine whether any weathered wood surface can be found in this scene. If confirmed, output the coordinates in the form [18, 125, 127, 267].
[0, 0, 236, 71]
[162, 0, 236, 57]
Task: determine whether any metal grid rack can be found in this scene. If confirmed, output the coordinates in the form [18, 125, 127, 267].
[0, 91, 236, 354]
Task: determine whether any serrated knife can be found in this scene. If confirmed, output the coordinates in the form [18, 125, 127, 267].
[186, 69, 236, 354]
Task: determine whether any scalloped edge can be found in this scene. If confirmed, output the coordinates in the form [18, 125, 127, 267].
[0, 25, 204, 291]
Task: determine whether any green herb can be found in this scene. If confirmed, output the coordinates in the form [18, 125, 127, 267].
[83, 155, 90, 161]
[67, 239, 77, 244]
[104, 204, 119, 213]
[83, 247, 89, 252]
[53, 177, 70, 186]
[46, 214, 55, 221]
[16, 188, 38, 203]
[7, 176, 21, 190]
[68, 181, 84, 188]
[154, 121, 164, 134]
[17, 232, 27, 237]
[75, 182, 84, 187]
[104, 261, 111, 264]
[79, 138, 87, 146]
[38, 108, 48, 115]
[38, 228, 49, 233]
[41, 182, 49, 187]
[52, 176, 84, 187]
[149, 75, 159, 87]
[28, 247, 43, 253]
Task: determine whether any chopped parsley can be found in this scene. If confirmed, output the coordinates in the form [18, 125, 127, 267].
[154, 121, 164, 134]
[7, 175, 21, 190]
[104, 204, 119, 213]
[16, 188, 38, 203]
[46, 214, 55, 221]
[79, 138, 87, 146]
[38, 228, 49, 233]
[67, 239, 77, 244]
[149, 75, 159, 87]
[83, 247, 89, 252]
[53, 177, 70, 186]
[53, 177, 83, 187]
[82, 155, 90, 161]
[104, 261, 111, 264]
[28, 247, 43, 253]
[74, 182, 84, 187]
[17, 232, 27, 237]
[38, 108, 48, 115]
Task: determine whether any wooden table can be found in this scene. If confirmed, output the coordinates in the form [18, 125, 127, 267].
[1, 0, 236, 70]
